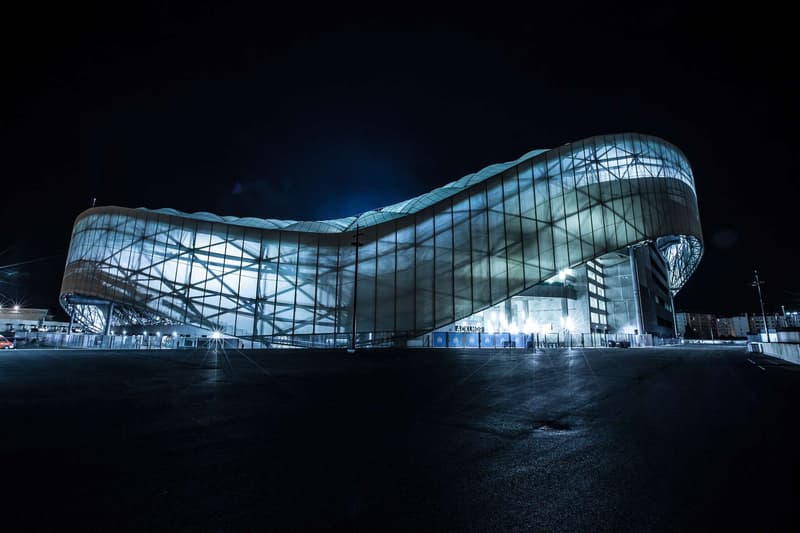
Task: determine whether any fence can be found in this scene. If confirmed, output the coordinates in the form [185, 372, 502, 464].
[11, 332, 245, 350]
[9, 330, 682, 351]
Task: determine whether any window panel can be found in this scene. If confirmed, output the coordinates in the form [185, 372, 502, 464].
[470, 190, 491, 312]
[395, 224, 415, 333]
[415, 213, 435, 331]
[375, 229, 396, 332]
[434, 205, 453, 326]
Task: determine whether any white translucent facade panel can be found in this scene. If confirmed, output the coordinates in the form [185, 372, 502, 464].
[375, 228, 396, 333]
[61, 133, 703, 340]
[533, 156, 556, 280]
[292, 233, 318, 335]
[394, 224, 416, 333]
[354, 226, 378, 334]
[337, 243, 356, 336]
[469, 188, 491, 312]
[434, 204, 453, 328]
[274, 234, 299, 336]
[313, 238, 341, 335]
[451, 195, 473, 321]
[256, 236, 280, 337]
[487, 179, 507, 305]
[232, 230, 261, 337]
[503, 170, 524, 297]
[216, 228, 244, 335]
[414, 213, 434, 332]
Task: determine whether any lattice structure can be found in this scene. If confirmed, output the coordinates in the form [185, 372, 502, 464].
[61, 133, 703, 345]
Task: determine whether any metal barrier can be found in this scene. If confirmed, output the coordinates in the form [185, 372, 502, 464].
[10, 332, 242, 350]
[8, 330, 683, 351]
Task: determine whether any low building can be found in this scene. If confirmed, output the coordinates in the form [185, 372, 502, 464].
[677, 312, 718, 339]
[778, 311, 800, 329]
[0, 306, 70, 335]
[749, 314, 780, 335]
[716, 314, 750, 338]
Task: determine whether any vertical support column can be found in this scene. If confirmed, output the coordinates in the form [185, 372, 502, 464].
[350, 225, 361, 352]
[629, 245, 645, 335]
[311, 236, 321, 338]
[104, 301, 114, 336]
[251, 231, 264, 350]
[670, 290, 678, 339]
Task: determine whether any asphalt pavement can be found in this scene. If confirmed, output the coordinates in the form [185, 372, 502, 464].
[0, 345, 798, 531]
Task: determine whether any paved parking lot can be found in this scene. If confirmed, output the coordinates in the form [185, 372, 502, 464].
[1, 345, 798, 531]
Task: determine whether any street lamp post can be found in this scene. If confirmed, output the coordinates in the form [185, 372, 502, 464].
[753, 270, 770, 343]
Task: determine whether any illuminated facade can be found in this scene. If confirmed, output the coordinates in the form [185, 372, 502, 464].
[60, 133, 703, 347]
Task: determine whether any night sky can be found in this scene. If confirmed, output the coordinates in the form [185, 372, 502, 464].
[3, 2, 797, 318]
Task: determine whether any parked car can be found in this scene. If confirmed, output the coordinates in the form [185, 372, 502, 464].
[608, 339, 631, 348]
[0, 335, 15, 349]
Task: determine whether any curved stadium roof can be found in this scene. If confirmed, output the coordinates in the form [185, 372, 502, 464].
[128, 133, 700, 292]
[140, 148, 552, 233]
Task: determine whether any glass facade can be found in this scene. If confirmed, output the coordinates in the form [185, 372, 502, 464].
[60, 133, 703, 346]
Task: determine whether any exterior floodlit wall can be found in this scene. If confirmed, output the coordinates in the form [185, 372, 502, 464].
[60, 133, 703, 345]
[604, 258, 638, 334]
[636, 245, 675, 337]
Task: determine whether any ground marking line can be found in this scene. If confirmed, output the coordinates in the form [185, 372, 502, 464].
[233, 347, 275, 377]
[758, 365, 766, 371]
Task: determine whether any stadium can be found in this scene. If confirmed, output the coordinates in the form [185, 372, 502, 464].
[60, 133, 703, 348]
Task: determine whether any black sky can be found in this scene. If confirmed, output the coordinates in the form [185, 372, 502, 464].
[2, 1, 798, 317]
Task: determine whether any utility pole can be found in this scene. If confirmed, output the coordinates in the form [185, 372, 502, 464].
[349, 225, 364, 352]
[753, 270, 770, 342]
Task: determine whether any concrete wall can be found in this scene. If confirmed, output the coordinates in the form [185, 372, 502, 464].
[749, 342, 800, 365]
[777, 331, 800, 343]
[605, 259, 637, 333]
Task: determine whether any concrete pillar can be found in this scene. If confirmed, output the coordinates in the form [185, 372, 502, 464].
[669, 291, 678, 338]
[104, 302, 115, 336]
[629, 246, 645, 335]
